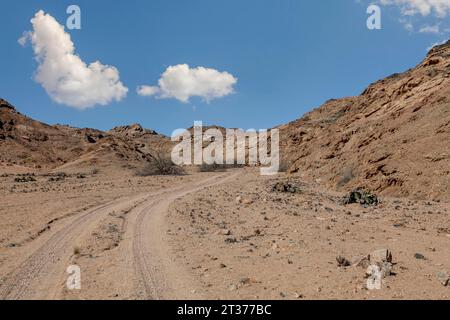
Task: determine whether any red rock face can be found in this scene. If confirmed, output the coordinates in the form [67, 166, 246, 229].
[280, 41, 450, 201]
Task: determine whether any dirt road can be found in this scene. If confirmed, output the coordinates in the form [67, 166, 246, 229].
[2, 168, 449, 300]
[0, 171, 238, 300]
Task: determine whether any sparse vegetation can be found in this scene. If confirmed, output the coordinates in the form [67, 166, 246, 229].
[137, 152, 184, 176]
[342, 188, 379, 206]
[199, 163, 227, 172]
[14, 175, 36, 183]
[271, 181, 301, 194]
[48, 172, 66, 182]
[198, 163, 245, 172]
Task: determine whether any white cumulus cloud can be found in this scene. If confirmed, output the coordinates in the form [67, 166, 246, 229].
[21, 10, 128, 110]
[380, 0, 450, 17]
[137, 64, 237, 103]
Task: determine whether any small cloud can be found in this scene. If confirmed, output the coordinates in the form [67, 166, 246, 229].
[137, 64, 237, 103]
[17, 31, 31, 47]
[419, 24, 440, 33]
[403, 21, 414, 31]
[380, 0, 450, 17]
[379, 1, 450, 33]
[21, 10, 128, 110]
[136, 85, 160, 97]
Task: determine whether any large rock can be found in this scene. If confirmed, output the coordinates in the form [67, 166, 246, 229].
[437, 271, 450, 286]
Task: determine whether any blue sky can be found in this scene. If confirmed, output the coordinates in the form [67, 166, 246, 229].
[1, 0, 449, 135]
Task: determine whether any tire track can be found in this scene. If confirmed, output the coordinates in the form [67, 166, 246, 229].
[0, 171, 239, 300]
[0, 191, 159, 300]
[132, 172, 240, 300]
[0, 203, 112, 299]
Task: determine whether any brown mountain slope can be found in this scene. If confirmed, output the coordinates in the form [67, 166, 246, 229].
[280, 41, 450, 201]
[109, 124, 173, 156]
[0, 99, 170, 173]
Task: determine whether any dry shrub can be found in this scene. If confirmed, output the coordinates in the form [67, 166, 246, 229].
[198, 163, 244, 172]
[199, 163, 227, 172]
[137, 153, 184, 176]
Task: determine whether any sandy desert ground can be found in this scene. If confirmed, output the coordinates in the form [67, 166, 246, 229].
[0, 166, 448, 300]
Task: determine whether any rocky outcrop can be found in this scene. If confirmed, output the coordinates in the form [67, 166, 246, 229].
[0, 99, 15, 110]
[280, 41, 450, 201]
[0, 99, 170, 172]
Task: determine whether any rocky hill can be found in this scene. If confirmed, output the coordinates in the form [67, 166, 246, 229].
[280, 41, 450, 201]
[0, 99, 170, 173]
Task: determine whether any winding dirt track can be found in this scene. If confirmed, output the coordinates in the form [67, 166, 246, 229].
[131, 172, 240, 299]
[0, 171, 238, 300]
